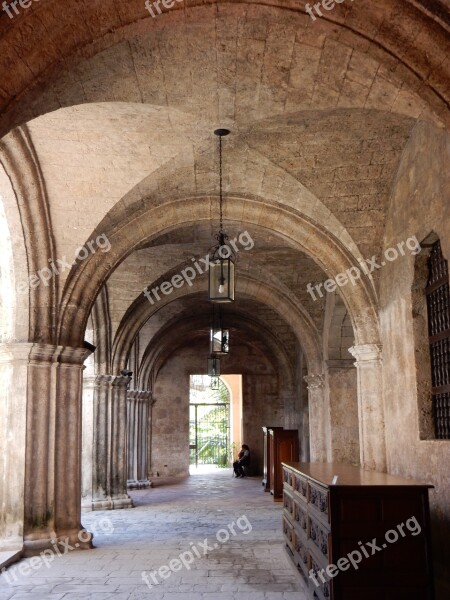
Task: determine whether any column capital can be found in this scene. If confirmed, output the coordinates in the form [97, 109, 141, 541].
[304, 374, 325, 390]
[127, 390, 153, 403]
[58, 345, 93, 366]
[349, 343, 382, 364]
[111, 375, 132, 388]
[95, 374, 131, 388]
[0, 343, 93, 366]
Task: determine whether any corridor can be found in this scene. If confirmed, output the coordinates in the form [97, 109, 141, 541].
[0, 471, 306, 600]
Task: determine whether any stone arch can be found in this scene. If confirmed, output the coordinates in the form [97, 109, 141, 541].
[137, 310, 296, 391]
[112, 272, 322, 378]
[0, 126, 57, 343]
[150, 315, 288, 476]
[90, 286, 113, 375]
[57, 193, 379, 353]
[0, 162, 29, 343]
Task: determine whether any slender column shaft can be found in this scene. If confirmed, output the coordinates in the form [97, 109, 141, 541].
[349, 344, 386, 471]
[1, 343, 94, 555]
[0, 343, 33, 551]
[110, 376, 133, 507]
[126, 393, 136, 486]
[82, 375, 133, 510]
[53, 347, 93, 541]
[127, 391, 152, 489]
[304, 374, 327, 462]
[147, 396, 156, 481]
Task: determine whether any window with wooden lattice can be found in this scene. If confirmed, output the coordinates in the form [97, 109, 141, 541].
[426, 240, 450, 439]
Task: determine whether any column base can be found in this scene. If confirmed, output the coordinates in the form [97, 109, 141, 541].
[89, 494, 134, 511]
[22, 528, 94, 557]
[0, 550, 22, 572]
[127, 479, 152, 490]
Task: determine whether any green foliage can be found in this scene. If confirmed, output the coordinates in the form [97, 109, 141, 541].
[189, 376, 231, 467]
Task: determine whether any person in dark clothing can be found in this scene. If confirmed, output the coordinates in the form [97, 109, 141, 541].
[233, 444, 250, 477]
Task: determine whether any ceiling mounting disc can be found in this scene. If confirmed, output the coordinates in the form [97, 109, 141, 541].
[214, 128, 231, 137]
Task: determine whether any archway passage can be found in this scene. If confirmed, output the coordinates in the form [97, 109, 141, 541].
[189, 375, 232, 472]
[0, 1, 449, 598]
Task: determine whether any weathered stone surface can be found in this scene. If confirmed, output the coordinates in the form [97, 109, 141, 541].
[0, 2, 448, 596]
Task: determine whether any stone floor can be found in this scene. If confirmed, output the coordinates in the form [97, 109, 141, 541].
[0, 469, 307, 599]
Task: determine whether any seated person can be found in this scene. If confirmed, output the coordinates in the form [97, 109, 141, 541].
[233, 444, 250, 477]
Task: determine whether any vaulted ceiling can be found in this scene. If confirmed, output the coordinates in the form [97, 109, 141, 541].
[0, 0, 449, 377]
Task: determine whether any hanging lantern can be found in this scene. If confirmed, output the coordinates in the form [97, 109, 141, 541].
[208, 129, 236, 303]
[210, 376, 220, 390]
[210, 326, 230, 354]
[209, 304, 230, 354]
[209, 235, 235, 302]
[207, 355, 221, 377]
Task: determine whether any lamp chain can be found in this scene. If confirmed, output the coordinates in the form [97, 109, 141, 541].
[219, 134, 223, 233]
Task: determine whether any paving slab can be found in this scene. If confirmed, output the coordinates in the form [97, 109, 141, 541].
[0, 470, 307, 599]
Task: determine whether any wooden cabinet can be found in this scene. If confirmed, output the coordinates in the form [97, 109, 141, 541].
[268, 429, 299, 500]
[262, 426, 283, 492]
[282, 462, 434, 600]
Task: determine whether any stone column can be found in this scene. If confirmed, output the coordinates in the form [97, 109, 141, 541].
[147, 395, 156, 482]
[0, 343, 33, 552]
[0, 343, 94, 556]
[52, 347, 95, 546]
[127, 391, 139, 489]
[82, 375, 133, 510]
[82, 375, 113, 510]
[136, 394, 147, 486]
[325, 359, 360, 465]
[81, 376, 96, 511]
[349, 344, 386, 472]
[23, 344, 93, 556]
[127, 391, 152, 489]
[110, 376, 134, 507]
[304, 374, 328, 462]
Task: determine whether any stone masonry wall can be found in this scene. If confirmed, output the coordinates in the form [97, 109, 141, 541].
[380, 121, 450, 597]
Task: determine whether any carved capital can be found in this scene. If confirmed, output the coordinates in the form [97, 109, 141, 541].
[95, 374, 117, 387]
[58, 345, 94, 366]
[349, 344, 382, 365]
[1, 343, 94, 367]
[29, 343, 62, 365]
[127, 390, 152, 402]
[111, 375, 132, 388]
[304, 374, 325, 390]
[94, 374, 131, 388]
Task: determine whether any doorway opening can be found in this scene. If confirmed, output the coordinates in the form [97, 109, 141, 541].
[189, 375, 242, 473]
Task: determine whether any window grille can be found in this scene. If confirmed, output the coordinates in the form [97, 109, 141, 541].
[426, 240, 450, 439]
